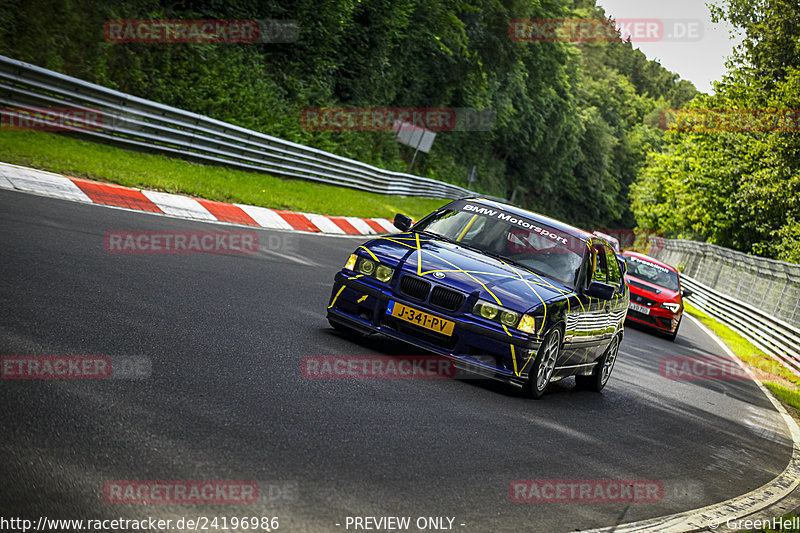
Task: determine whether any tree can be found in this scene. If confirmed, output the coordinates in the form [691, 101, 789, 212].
[631, 0, 800, 262]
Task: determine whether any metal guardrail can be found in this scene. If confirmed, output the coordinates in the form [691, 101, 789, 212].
[0, 54, 474, 200]
[680, 274, 800, 377]
[650, 238, 800, 377]
[653, 238, 800, 326]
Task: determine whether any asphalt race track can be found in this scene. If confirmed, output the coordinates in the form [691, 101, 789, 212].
[0, 188, 794, 532]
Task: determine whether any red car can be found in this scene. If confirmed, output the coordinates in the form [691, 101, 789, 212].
[622, 252, 692, 341]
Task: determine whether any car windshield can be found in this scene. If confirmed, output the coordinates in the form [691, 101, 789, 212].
[626, 256, 680, 291]
[414, 205, 586, 288]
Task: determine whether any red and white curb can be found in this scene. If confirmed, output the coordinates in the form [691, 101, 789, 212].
[0, 161, 399, 235]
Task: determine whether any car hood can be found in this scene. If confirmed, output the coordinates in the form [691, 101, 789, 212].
[626, 275, 679, 300]
[362, 232, 571, 311]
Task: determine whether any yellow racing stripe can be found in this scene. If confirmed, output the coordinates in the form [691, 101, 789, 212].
[456, 215, 478, 241]
[359, 246, 378, 261]
[327, 275, 364, 309]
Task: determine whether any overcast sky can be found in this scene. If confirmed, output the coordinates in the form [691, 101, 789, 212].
[596, 0, 743, 93]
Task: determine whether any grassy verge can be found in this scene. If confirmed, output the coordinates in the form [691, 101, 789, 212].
[684, 302, 800, 388]
[0, 130, 448, 219]
[764, 384, 800, 412]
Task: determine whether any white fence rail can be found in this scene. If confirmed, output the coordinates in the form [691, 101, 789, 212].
[680, 274, 800, 377]
[653, 238, 800, 325]
[0, 54, 474, 199]
[652, 238, 800, 377]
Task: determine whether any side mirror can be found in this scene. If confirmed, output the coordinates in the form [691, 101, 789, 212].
[586, 281, 615, 300]
[617, 257, 627, 276]
[393, 213, 412, 232]
[682, 288, 693, 299]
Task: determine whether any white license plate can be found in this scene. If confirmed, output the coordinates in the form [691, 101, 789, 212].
[629, 302, 650, 315]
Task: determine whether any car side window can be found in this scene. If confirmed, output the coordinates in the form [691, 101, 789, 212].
[590, 243, 609, 283]
[605, 246, 621, 290]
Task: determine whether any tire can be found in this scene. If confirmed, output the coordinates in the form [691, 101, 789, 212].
[523, 328, 562, 400]
[667, 317, 682, 342]
[576, 335, 620, 392]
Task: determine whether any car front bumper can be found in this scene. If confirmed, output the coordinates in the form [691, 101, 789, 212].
[626, 307, 680, 333]
[326, 272, 541, 388]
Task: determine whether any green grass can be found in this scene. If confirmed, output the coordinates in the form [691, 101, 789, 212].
[0, 130, 448, 219]
[684, 302, 800, 387]
[765, 383, 800, 412]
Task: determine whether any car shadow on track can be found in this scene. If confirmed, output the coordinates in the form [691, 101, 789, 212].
[624, 319, 676, 341]
[324, 326, 585, 400]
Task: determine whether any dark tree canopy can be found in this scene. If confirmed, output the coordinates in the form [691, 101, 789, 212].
[1, 0, 697, 231]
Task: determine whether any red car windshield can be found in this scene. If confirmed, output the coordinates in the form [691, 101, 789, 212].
[626, 256, 680, 292]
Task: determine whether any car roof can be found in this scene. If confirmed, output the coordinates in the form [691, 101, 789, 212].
[592, 230, 619, 243]
[622, 251, 679, 273]
[460, 197, 595, 243]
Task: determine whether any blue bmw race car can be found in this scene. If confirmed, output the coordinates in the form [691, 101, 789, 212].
[326, 198, 629, 399]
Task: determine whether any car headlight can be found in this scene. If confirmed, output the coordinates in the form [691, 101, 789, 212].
[500, 310, 520, 327]
[660, 302, 681, 313]
[347, 255, 394, 283]
[375, 264, 394, 283]
[472, 301, 521, 328]
[475, 302, 499, 320]
[356, 257, 376, 276]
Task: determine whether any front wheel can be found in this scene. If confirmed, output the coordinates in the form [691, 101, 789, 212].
[576, 335, 620, 392]
[523, 328, 562, 400]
